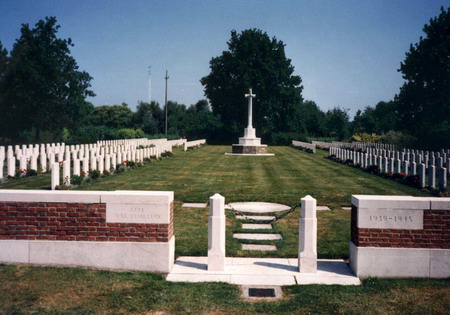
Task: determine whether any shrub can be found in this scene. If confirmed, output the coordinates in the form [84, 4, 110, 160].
[343, 159, 354, 166]
[161, 151, 173, 158]
[392, 173, 405, 180]
[26, 169, 38, 176]
[90, 170, 101, 180]
[102, 170, 110, 177]
[116, 164, 126, 173]
[71, 175, 83, 185]
[403, 175, 421, 189]
[366, 165, 380, 175]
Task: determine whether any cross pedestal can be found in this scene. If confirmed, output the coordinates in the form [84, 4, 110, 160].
[229, 88, 273, 155]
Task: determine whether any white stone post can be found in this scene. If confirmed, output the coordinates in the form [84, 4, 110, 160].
[208, 193, 226, 271]
[298, 195, 317, 273]
[51, 162, 60, 190]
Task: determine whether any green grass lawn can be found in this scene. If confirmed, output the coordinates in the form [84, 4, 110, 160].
[0, 264, 448, 314]
[1, 145, 430, 259]
[2, 145, 447, 314]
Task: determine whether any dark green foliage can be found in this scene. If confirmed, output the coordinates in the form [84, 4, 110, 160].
[324, 106, 350, 140]
[201, 29, 303, 143]
[26, 169, 38, 177]
[352, 101, 397, 134]
[89, 103, 133, 129]
[70, 175, 83, 185]
[395, 7, 450, 150]
[0, 17, 94, 143]
[90, 170, 100, 180]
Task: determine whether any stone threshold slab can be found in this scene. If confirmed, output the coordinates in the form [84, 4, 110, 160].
[166, 257, 361, 286]
[233, 233, 282, 240]
[236, 215, 275, 221]
[317, 206, 330, 211]
[182, 203, 207, 208]
[242, 244, 277, 251]
[242, 223, 272, 230]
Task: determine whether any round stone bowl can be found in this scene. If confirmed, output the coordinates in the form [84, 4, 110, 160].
[227, 202, 290, 213]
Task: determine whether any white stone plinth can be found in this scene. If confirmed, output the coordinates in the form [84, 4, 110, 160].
[208, 194, 226, 271]
[299, 195, 317, 273]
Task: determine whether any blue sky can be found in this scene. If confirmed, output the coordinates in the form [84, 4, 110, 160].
[0, 0, 448, 117]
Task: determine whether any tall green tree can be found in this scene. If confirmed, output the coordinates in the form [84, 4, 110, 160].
[325, 107, 350, 140]
[134, 101, 163, 134]
[395, 7, 450, 149]
[0, 17, 95, 142]
[90, 103, 133, 129]
[201, 29, 303, 142]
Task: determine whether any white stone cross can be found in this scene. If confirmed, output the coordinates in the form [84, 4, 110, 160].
[245, 88, 256, 128]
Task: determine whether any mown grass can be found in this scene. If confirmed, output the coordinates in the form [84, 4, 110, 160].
[1, 146, 429, 259]
[0, 264, 449, 314]
[1, 146, 448, 314]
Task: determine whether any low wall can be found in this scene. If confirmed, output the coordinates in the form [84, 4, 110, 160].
[349, 195, 450, 278]
[291, 140, 316, 153]
[184, 139, 206, 151]
[0, 190, 174, 272]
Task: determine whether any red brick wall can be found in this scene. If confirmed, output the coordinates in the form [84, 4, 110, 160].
[0, 201, 173, 242]
[351, 205, 450, 248]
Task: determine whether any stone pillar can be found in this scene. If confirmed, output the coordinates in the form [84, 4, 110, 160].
[51, 162, 59, 190]
[298, 195, 317, 273]
[208, 193, 226, 271]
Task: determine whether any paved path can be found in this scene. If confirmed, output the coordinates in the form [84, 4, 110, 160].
[166, 257, 361, 286]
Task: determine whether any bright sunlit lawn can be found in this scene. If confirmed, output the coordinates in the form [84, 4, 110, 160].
[2, 145, 447, 314]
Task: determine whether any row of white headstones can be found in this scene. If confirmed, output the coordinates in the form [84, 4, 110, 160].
[330, 147, 450, 189]
[0, 138, 188, 186]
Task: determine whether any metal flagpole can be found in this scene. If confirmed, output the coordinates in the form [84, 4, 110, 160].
[164, 70, 169, 135]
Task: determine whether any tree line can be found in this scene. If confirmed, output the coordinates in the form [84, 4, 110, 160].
[0, 8, 449, 149]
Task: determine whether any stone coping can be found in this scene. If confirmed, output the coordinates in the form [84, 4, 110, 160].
[352, 195, 450, 210]
[228, 202, 290, 213]
[166, 257, 361, 286]
[0, 189, 174, 204]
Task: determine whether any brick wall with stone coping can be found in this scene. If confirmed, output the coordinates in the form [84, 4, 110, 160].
[0, 201, 174, 242]
[349, 195, 450, 278]
[351, 205, 450, 248]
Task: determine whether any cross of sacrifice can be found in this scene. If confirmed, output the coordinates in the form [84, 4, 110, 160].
[245, 88, 256, 128]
